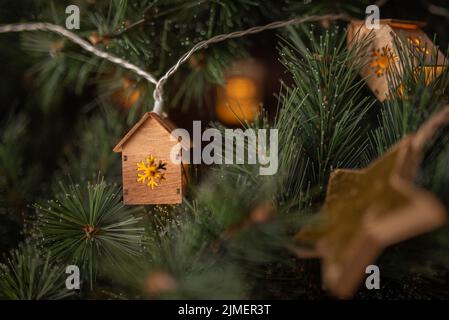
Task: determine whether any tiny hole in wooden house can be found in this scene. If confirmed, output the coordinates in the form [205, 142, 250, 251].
[124, 155, 128, 161]
[176, 188, 180, 194]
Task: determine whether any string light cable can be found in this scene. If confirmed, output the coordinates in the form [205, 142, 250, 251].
[0, 13, 351, 114]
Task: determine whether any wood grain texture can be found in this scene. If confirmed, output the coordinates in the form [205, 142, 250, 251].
[348, 20, 446, 102]
[362, 24, 394, 102]
[121, 117, 182, 205]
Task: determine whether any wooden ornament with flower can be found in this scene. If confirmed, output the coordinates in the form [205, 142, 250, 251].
[348, 19, 447, 102]
[113, 112, 190, 205]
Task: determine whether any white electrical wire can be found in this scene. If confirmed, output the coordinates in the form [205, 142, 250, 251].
[0, 22, 159, 85]
[0, 14, 350, 115]
[152, 13, 350, 113]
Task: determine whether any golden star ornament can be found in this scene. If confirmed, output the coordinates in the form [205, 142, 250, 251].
[293, 106, 449, 299]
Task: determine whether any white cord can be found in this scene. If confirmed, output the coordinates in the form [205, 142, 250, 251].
[0, 14, 350, 115]
[153, 13, 350, 107]
[0, 22, 158, 85]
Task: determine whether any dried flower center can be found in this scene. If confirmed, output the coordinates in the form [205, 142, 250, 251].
[83, 224, 97, 240]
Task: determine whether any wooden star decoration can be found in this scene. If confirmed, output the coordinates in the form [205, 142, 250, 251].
[293, 106, 449, 299]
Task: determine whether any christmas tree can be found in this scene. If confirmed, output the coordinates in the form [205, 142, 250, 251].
[1, 0, 449, 300]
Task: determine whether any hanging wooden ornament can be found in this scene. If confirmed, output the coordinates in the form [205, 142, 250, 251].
[347, 19, 446, 102]
[215, 59, 265, 125]
[293, 106, 449, 299]
[113, 112, 190, 205]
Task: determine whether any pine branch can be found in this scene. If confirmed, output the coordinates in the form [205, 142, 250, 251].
[33, 178, 145, 289]
[58, 108, 124, 182]
[417, 126, 449, 211]
[13, 0, 369, 114]
[372, 35, 449, 156]
[277, 25, 375, 199]
[0, 240, 75, 300]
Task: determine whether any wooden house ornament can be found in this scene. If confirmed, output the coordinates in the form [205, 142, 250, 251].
[113, 112, 189, 205]
[348, 19, 446, 102]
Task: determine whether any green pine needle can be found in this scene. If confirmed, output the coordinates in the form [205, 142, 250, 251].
[277, 25, 375, 199]
[372, 34, 449, 155]
[0, 241, 74, 300]
[34, 178, 144, 289]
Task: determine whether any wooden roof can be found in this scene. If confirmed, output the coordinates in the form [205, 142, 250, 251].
[113, 112, 190, 152]
[350, 19, 427, 29]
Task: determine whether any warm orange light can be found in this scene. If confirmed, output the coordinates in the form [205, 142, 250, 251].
[225, 77, 258, 98]
[370, 46, 399, 77]
[111, 78, 141, 108]
[408, 36, 431, 55]
[215, 76, 261, 125]
[388, 22, 420, 30]
[396, 66, 445, 97]
[420, 66, 445, 85]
